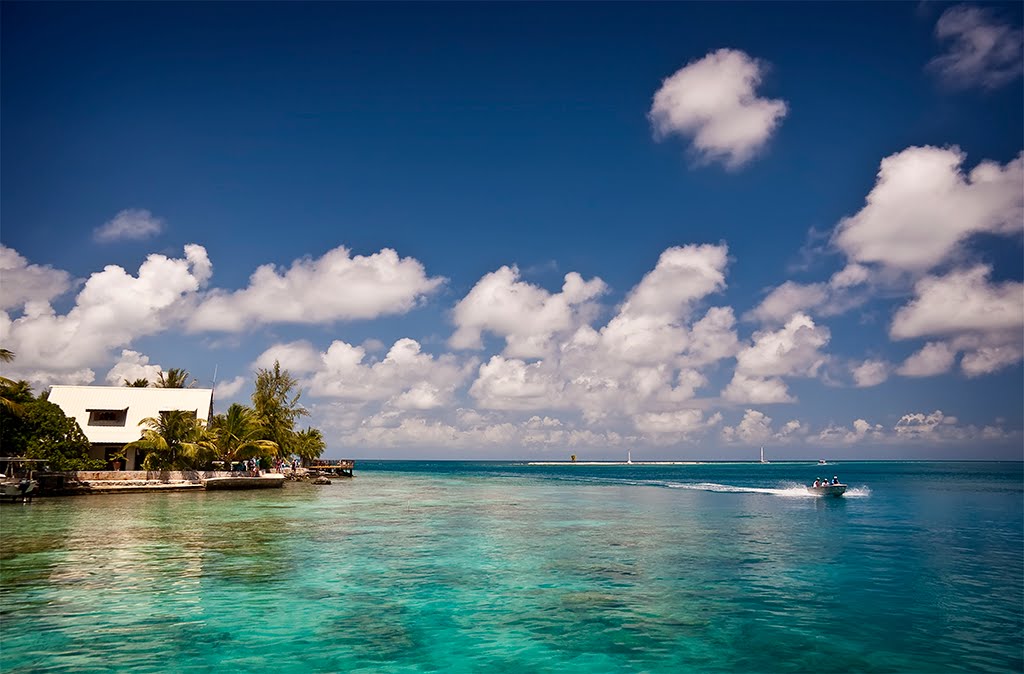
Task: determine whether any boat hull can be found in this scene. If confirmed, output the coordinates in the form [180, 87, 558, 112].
[808, 484, 847, 497]
[1, 479, 38, 502]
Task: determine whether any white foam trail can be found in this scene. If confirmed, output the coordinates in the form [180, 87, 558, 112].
[662, 481, 872, 499]
[664, 481, 817, 498]
[550, 474, 871, 499]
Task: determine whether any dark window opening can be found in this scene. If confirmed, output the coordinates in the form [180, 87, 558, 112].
[87, 408, 128, 426]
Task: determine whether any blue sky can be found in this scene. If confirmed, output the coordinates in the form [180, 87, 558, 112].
[2, 2, 1022, 460]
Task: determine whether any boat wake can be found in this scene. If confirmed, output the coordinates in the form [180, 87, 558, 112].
[665, 481, 813, 497]
[663, 481, 872, 498]
[539, 474, 870, 498]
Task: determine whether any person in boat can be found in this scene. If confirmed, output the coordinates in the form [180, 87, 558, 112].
[832, 476, 840, 485]
[812, 478, 820, 487]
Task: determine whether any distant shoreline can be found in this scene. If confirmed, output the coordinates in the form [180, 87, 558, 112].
[524, 460, 834, 466]
[527, 461, 703, 466]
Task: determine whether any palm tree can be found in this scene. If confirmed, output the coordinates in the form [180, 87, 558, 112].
[0, 348, 16, 387]
[0, 350, 28, 414]
[125, 410, 216, 470]
[124, 378, 150, 387]
[252, 361, 308, 457]
[0, 379, 33, 415]
[210, 404, 278, 471]
[293, 427, 326, 465]
[155, 368, 196, 389]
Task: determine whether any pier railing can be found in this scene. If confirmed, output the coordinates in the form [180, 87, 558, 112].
[306, 459, 355, 476]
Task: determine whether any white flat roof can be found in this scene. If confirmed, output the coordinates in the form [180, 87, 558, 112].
[48, 386, 214, 445]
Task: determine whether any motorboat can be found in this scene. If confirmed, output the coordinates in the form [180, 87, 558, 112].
[0, 458, 44, 503]
[808, 482, 847, 497]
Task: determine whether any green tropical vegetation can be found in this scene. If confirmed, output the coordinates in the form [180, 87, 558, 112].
[0, 358, 100, 470]
[124, 378, 150, 387]
[251, 361, 310, 459]
[293, 427, 327, 465]
[155, 368, 196, 388]
[124, 410, 216, 470]
[0, 348, 23, 414]
[0, 349, 326, 473]
[122, 360, 323, 471]
[209, 403, 279, 469]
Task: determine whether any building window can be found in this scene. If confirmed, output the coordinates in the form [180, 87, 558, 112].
[87, 409, 128, 426]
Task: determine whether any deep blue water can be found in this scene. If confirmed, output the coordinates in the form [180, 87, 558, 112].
[1, 461, 1021, 672]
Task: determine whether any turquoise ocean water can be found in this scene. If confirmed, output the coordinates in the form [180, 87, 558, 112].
[1, 461, 1021, 673]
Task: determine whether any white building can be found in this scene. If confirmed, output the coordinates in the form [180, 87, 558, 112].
[48, 386, 214, 469]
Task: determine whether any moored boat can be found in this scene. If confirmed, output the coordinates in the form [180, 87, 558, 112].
[808, 483, 847, 497]
[0, 458, 45, 503]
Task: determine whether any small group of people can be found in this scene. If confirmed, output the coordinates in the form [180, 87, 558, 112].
[232, 457, 301, 475]
[812, 476, 841, 487]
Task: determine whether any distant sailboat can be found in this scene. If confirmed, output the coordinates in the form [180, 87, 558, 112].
[760, 446, 769, 464]
[627, 450, 633, 464]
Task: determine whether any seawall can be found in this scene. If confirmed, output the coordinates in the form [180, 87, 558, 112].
[39, 470, 285, 494]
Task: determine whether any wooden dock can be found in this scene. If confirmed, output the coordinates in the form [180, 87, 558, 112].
[307, 459, 355, 477]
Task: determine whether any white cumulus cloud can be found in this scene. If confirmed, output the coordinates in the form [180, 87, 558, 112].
[214, 376, 247, 400]
[747, 264, 873, 326]
[898, 341, 957, 377]
[890, 266, 1023, 339]
[833, 146, 1023, 274]
[650, 48, 788, 168]
[465, 244, 737, 424]
[0, 245, 212, 388]
[851, 359, 890, 388]
[958, 341, 1024, 378]
[890, 265, 1023, 377]
[104, 349, 163, 385]
[333, 409, 628, 452]
[745, 281, 827, 325]
[621, 244, 729, 319]
[721, 374, 794, 404]
[815, 418, 885, 445]
[256, 338, 473, 410]
[253, 340, 325, 374]
[681, 306, 741, 367]
[93, 209, 165, 242]
[722, 313, 830, 403]
[0, 246, 73, 311]
[734, 313, 831, 378]
[469, 355, 564, 411]
[633, 409, 721, 441]
[450, 266, 606, 358]
[189, 246, 443, 332]
[721, 409, 806, 444]
[894, 410, 956, 439]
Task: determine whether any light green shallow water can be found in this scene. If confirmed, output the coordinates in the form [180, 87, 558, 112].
[1, 463, 1021, 672]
